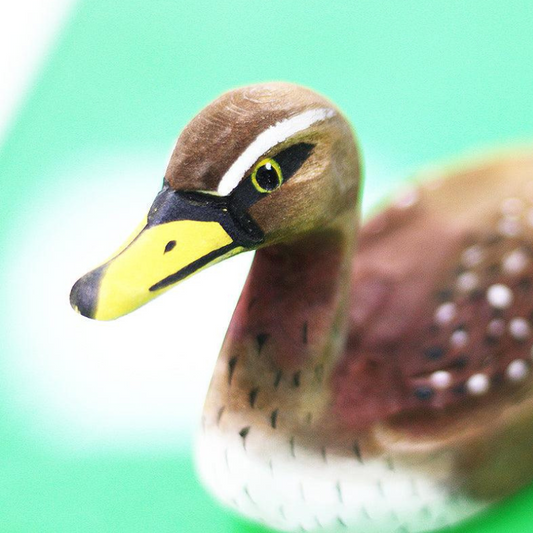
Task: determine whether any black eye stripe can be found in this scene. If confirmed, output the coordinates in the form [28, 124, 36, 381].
[229, 142, 315, 212]
[146, 186, 263, 245]
[271, 143, 315, 181]
[148, 143, 315, 253]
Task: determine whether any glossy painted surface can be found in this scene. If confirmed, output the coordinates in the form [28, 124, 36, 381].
[0, 0, 532, 531]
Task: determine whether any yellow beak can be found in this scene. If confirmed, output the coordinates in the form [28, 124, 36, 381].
[70, 217, 242, 320]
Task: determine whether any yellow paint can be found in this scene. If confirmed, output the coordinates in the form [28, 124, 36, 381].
[251, 158, 282, 193]
[93, 219, 236, 320]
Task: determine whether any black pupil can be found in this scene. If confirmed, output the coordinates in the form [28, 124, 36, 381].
[256, 163, 280, 191]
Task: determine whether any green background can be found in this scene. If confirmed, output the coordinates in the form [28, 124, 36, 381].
[0, 0, 533, 531]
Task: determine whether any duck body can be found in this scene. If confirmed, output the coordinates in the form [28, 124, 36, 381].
[70, 83, 533, 532]
[199, 151, 533, 532]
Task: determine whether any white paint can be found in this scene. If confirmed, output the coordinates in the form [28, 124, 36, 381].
[502, 248, 529, 275]
[217, 107, 336, 195]
[462, 245, 484, 268]
[498, 217, 522, 237]
[500, 198, 524, 217]
[430, 370, 452, 390]
[466, 373, 490, 396]
[486, 284, 513, 309]
[196, 426, 484, 533]
[509, 317, 531, 340]
[434, 302, 456, 325]
[450, 329, 468, 348]
[506, 359, 529, 382]
[3, 152, 254, 452]
[456, 271, 478, 292]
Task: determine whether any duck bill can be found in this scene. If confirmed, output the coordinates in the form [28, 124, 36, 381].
[70, 186, 261, 321]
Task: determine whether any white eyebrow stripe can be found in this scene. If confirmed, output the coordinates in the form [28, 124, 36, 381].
[217, 107, 336, 195]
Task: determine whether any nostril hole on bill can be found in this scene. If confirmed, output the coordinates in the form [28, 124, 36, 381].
[164, 240, 177, 254]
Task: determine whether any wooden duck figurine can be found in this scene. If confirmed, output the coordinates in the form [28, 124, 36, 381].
[70, 82, 533, 532]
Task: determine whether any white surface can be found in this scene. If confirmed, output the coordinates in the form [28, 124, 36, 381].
[0, 0, 74, 144]
[197, 425, 484, 532]
[0, 1, 245, 453]
[3, 151, 253, 452]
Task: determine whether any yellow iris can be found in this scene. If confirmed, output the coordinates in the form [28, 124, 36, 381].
[251, 158, 283, 193]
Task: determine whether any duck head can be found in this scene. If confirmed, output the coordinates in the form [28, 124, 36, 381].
[70, 82, 360, 320]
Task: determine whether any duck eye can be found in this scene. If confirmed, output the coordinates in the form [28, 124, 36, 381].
[251, 158, 283, 193]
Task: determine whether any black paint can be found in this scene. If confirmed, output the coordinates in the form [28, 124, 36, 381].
[69, 265, 106, 319]
[453, 383, 466, 395]
[436, 288, 453, 301]
[335, 481, 343, 503]
[254, 161, 281, 191]
[353, 441, 362, 463]
[321, 446, 327, 462]
[228, 356, 238, 385]
[270, 409, 278, 429]
[292, 371, 301, 388]
[484, 335, 499, 346]
[164, 240, 176, 253]
[249, 387, 259, 408]
[518, 277, 533, 292]
[337, 516, 347, 528]
[256, 333, 269, 354]
[451, 355, 468, 369]
[150, 242, 237, 291]
[144, 144, 314, 293]
[414, 386, 434, 400]
[423, 346, 445, 360]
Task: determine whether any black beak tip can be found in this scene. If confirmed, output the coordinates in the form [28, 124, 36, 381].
[69, 266, 105, 319]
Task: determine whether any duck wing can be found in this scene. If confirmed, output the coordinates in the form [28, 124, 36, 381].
[335, 150, 533, 433]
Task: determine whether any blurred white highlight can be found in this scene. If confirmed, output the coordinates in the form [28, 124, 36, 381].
[0, 0, 75, 144]
[3, 151, 252, 453]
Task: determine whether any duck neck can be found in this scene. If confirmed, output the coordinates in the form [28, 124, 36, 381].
[205, 209, 358, 428]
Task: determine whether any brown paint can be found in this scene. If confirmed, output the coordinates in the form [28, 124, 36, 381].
[179, 84, 533, 509]
[128, 82, 533, 518]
